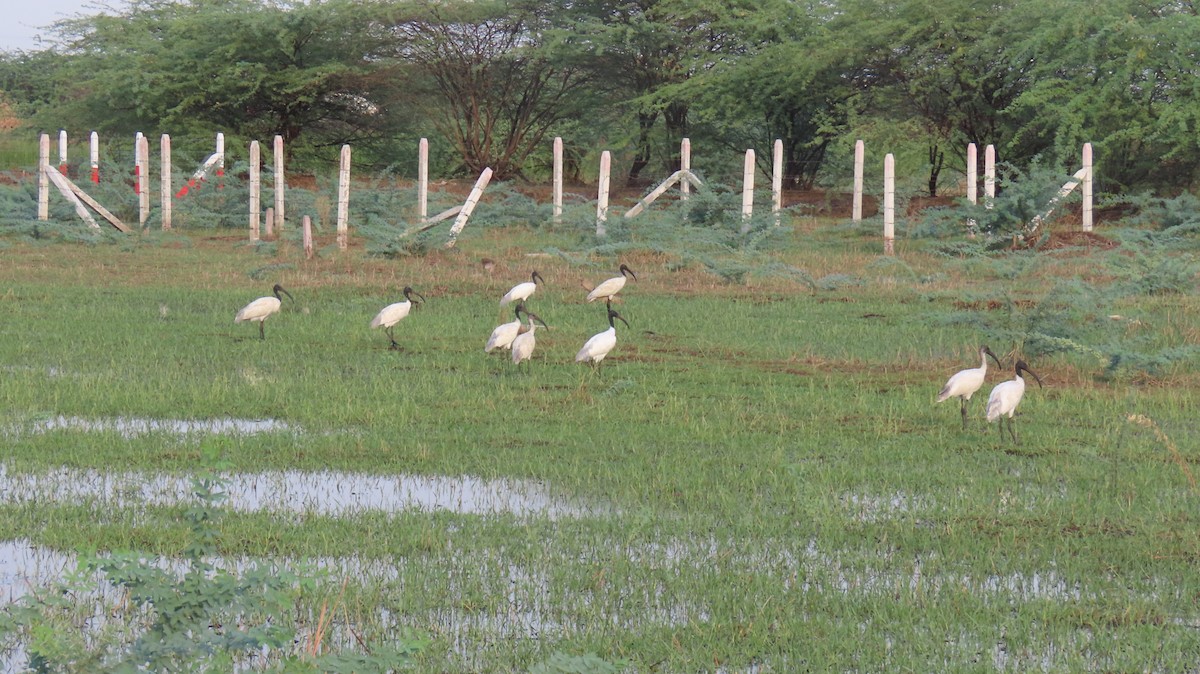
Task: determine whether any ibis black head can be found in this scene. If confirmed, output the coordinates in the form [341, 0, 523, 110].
[272, 284, 294, 302]
[532, 270, 545, 285]
[513, 302, 527, 319]
[525, 311, 549, 329]
[982, 345, 1001, 368]
[403, 286, 426, 305]
[607, 307, 630, 329]
[1015, 359, 1043, 388]
[619, 264, 637, 281]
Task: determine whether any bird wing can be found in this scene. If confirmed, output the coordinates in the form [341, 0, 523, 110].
[235, 297, 280, 323]
[937, 368, 983, 402]
[586, 277, 625, 302]
[371, 301, 409, 329]
[485, 320, 520, 352]
[576, 329, 616, 361]
[501, 282, 535, 306]
[985, 382, 1011, 421]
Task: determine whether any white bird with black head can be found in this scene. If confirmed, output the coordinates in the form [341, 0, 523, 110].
[500, 270, 544, 306]
[936, 345, 1002, 430]
[234, 284, 293, 340]
[510, 310, 548, 367]
[586, 264, 636, 304]
[986, 359, 1044, 444]
[576, 307, 630, 369]
[485, 302, 530, 353]
[370, 286, 425, 349]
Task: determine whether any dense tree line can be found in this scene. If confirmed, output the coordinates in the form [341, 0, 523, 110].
[1, 0, 1198, 193]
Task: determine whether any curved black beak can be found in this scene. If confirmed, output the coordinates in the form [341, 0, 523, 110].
[273, 284, 294, 302]
[608, 308, 630, 329]
[526, 311, 549, 329]
[620, 264, 637, 281]
[984, 346, 1001, 368]
[403, 286, 426, 304]
[1016, 360, 1043, 388]
[532, 270, 545, 285]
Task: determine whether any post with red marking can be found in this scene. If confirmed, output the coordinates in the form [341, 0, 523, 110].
[58, 129, 68, 175]
[90, 132, 99, 183]
[133, 132, 143, 195]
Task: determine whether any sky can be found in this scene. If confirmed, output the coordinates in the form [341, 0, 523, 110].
[0, 0, 125, 52]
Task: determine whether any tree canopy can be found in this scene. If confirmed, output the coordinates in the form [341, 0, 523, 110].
[2, 0, 1198, 191]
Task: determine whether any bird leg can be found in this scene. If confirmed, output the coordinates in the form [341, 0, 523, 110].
[959, 398, 968, 430]
[259, 322, 266, 340]
[1006, 417, 1019, 444]
[387, 326, 399, 350]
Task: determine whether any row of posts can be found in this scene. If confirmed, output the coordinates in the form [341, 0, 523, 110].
[43, 131, 1093, 254]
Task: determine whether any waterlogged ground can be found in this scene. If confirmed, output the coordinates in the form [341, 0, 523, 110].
[0, 227, 1198, 671]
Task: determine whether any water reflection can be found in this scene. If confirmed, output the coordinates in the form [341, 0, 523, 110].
[20, 415, 294, 437]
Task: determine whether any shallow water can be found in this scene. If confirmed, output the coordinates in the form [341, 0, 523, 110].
[0, 465, 611, 520]
[18, 414, 295, 437]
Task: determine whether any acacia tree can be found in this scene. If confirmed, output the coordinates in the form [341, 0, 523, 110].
[382, 0, 595, 180]
[34, 0, 396, 160]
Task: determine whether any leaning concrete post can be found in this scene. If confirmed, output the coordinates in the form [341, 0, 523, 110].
[596, 151, 611, 237]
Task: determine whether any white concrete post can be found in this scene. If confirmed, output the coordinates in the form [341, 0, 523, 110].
[1082, 142, 1093, 232]
[680, 138, 691, 199]
[771, 139, 783, 226]
[160, 134, 172, 230]
[966, 142, 978, 238]
[248, 141, 260, 241]
[337, 144, 351, 250]
[552, 136, 563, 224]
[215, 132, 225, 189]
[740, 149, 755, 233]
[446, 167, 493, 248]
[89, 131, 99, 183]
[37, 134, 49, 220]
[884, 153, 895, 255]
[418, 137, 428, 222]
[596, 150, 611, 237]
[852, 139, 864, 221]
[273, 135, 285, 233]
[265, 206, 274, 239]
[984, 144, 996, 206]
[137, 134, 150, 228]
[58, 129, 67, 175]
[302, 215, 313, 259]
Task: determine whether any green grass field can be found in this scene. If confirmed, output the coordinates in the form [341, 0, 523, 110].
[0, 212, 1197, 671]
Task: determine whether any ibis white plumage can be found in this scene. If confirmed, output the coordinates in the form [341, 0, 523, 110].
[586, 264, 636, 304]
[576, 307, 630, 368]
[510, 311, 548, 366]
[936, 345, 1001, 429]
[234, 284, 293, 340]
[485, 303, 528, 353]
[986, 359, 1044, 444]
[370, 286, 425, 349]
[500, 270, 544, 306]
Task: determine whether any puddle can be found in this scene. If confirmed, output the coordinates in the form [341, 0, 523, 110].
[0, 466, 611, 520]
[15, 415, 295, 438]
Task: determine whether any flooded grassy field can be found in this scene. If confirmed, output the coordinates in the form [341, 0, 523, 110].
[0, 220, 1197, 671]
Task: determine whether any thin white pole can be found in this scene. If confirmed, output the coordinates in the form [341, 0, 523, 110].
[596, 150, 611, 237]
[852, 139, 864, 221]
[302, 215, 313, 259]
[249, 140, 260, 242]
[680, 138, 691, 199]
[216, 132, 225, 190]
[265, 206, 274, 239]
[58, 129, 67, 175]
[37, 134, 49, 220]
[966, 142, 978, 238]
[446, 167, 493, 248]
[160, 134, 172, 230]
[137, 134, 150, 228]
[273, 135, 285, 234]
[771, 139, 783, 226]
[89, 132, 99, 184]
[984, 144, 996, 206]
[134, 132, 143, 202]
[884, 153, 895, 255]
[1082, 142, 1093, 232]
[740, 148, 754, 233]
[418, 137, 428, 222]
[337, 144, 351, 250]
[552, 136, 563, 224]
